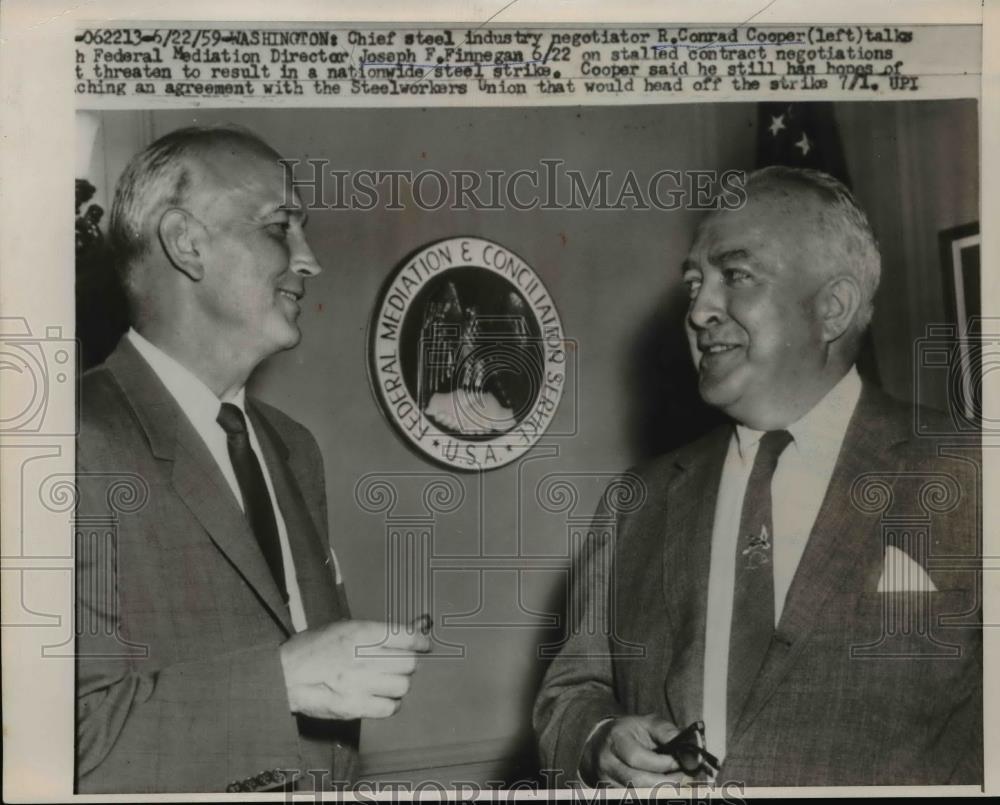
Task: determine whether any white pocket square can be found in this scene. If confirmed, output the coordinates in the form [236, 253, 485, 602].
[876, 545, 938, 593]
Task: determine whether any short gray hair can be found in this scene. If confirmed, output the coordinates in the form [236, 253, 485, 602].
[108, 124, 279, 297]
[744, 165, 881, 328]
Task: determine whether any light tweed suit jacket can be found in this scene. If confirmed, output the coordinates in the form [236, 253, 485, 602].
[75, 338, 359, 793]
[534, 385, 982, 786]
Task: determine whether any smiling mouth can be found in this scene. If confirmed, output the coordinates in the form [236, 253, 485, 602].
[278, 289, 302, 303]
[697, 343, 744, 372]
[698, 344, 740, 357]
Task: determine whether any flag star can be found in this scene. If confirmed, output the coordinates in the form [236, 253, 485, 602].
[768, 114, 786, 137]
[794, 132, 811, 156]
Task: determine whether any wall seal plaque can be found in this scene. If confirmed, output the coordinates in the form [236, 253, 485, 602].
[370, 237, 565, 471]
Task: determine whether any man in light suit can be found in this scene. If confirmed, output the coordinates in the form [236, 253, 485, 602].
[75, 125, 430, 793]
[534, 166, 981, 787]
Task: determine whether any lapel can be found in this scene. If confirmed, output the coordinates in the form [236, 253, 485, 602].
[249, 403, 344, 627]
[105, 338, 294, 635]
[729, 384, 909, 741]
[659, 427, 730, 726]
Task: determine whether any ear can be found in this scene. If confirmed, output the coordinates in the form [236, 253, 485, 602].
[815, 274, 862, 343]
[157, 208, 208, 282]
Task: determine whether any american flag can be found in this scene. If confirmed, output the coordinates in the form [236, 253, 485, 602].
[756, 102, 850, 185]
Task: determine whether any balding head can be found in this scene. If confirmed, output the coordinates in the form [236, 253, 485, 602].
[106, 124, 322, 398]
[108, 124, 282, 303]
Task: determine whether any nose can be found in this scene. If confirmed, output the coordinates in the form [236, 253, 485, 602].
[289, 229, 322, 278]
[687, 275, 726, 331]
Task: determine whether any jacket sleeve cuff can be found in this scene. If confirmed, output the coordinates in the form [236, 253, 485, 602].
[549, 697, 625, 785]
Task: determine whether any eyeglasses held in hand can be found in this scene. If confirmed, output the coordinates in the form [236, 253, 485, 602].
[654, 720, 720, 778]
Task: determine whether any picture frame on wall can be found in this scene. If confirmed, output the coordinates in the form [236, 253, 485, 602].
[938, 221, 981, 425]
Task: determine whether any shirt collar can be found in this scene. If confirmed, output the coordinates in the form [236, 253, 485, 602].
[734, 366, 862, 460]
[127, 328, 247, 429]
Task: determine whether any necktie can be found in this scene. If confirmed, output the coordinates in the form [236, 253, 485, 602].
[217, 402, 288, 603]
[727, 428, 793, 743]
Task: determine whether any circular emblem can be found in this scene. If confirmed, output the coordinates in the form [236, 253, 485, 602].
[370, 237, 566, 471]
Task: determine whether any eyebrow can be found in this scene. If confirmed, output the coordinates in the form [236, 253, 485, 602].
[709, 249, 754, 264]
[681, 248, 762, 276]
[258, 202, 309, 227]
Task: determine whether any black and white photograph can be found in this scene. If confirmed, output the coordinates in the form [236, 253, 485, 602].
[0, 3, 996, 801]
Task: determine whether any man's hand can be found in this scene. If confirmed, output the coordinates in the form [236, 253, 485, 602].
[279, 619, 431, 720]
[580, 714, 688, 787]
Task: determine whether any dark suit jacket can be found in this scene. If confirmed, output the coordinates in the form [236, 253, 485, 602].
[534, 384, 982, 786]
[75, 338, 359, 793]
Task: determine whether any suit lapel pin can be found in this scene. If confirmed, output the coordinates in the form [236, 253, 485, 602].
[742, 525, 771, 569]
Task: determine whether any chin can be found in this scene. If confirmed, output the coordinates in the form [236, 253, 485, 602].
[698, 373, 741, 411]
[265, 323, 302, 355]
[700, 382, 772, 429]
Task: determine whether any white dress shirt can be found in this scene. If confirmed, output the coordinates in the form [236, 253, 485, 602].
[701, 366, 862, 762]
[127, 329, 308, 632]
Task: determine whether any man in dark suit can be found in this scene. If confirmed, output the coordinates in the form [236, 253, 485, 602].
[75, 125, 430, 793]
[534, 166, 981, 787]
